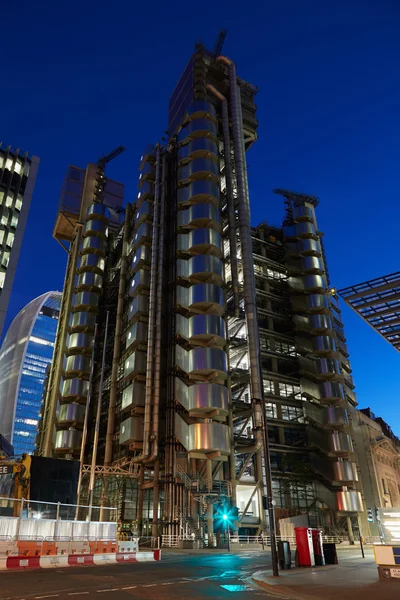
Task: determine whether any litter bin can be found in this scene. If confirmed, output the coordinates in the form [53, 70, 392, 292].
[277, 540, 292, 569]
[322, 543, 338, 565]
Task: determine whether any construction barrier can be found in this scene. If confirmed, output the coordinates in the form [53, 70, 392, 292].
[0, 550, 161, 570]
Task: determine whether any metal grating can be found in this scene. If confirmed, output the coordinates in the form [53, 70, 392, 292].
[338, 272, 400, 352]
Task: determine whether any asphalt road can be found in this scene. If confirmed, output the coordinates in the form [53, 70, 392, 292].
[1, 549, 275, 600]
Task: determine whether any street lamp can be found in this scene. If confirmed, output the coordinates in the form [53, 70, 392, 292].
[222, 513, 230, 551]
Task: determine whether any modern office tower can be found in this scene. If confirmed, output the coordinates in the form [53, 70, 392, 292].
[0, 144, 40, 338]
[0, 291, 61, 455]
[38, 44, 366, 539]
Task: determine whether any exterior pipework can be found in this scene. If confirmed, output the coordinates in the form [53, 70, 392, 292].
[104, 203, 131, 466]
[132, 145, 161, 464]
[206, 84, 240, 317]
[145, 150, 166, 464]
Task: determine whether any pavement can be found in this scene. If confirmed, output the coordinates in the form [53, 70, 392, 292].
[0, 548, 275, 599]
[252, 547, 400, 600]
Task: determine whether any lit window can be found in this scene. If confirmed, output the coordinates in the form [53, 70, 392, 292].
[0, 156, 3, 169]
[5, 195, 13, 208]
[6, 232, 14, 247]
[24, 418, 38, 426]
[11, 215, 18, 228]
[0, 273, 5, 289]
[0, 231, 4, 245]
[1, 215, 8, 226]
[15, 197, 22, 211]
[0, 192, 3, 204]
[2, 251, 10, 267]
[5, 158, 13, 171]
[14, 161, 22, 175]
[30, 336, 54, 347]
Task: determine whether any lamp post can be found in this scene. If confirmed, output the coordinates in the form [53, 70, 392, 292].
[223, 513, 230, 551]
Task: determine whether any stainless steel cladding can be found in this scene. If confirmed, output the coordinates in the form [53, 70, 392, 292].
[322, 406, 349, 428]
[128, 295, 149, 321]
[76, 272, 103, 292]
[175, 380, 229, 415]
[125, 322, 148, 350]
[121, 381, 146, 410]
[293, 206, 314, 222]
[174, 414, 230, 454]
[301, 257, 323, 274]
[129, 269, 150, 297]
[54, 429, 82, 451]
[124, 351, 147, 378]
[178, 229, 222, 257]
[72, 292, 100, 312]
[177, 314, 226, 345]
[178, 138, 218, 163]
[176, 284, 224, 315]
[86, 203, 110, 222]
[81, 236, 106, 256]
[119, 417, 144, 444]
[178, 158, 219, 183]
[336, 490, 364, 512]
[180, 255, 224, 284]
[316, 359, 342, 378]
[178, 118, 218, 143]
[79, 254, 105, 274]
[137, 180, 154, 204]
[68, 333, 94, 355]
[310, 314, 333, 332]
[177, 181, 219, 208]
[332, 461, 359, 483]
[132, 246, 151, 273]
[83, 219, 108, 239]
[295, 222, 318, 239]
[176, 347, 227, 378]
[313, 336, 337, 355]
[307, 294, 330, 313]
[177, 204, 221, 230]
[187, 100, 217, 120]
[61, 378, 89, 401]
[320, 382, 346, 404]
[304, 275, 326, 292]
[132, 222, 152, 250]
[140, 161, 155, 182]
[70, 311, 96, 333]
[64, 355, 91, 377]
[329, 432, 354, 455]
[297, 239, 321, 257]
[135, 201, 153, 225]
[58, 403, 85, 425]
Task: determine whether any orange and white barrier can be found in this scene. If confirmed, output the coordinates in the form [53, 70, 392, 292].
[1, 550, 160, 570]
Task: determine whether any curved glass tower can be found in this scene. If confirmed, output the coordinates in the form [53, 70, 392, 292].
[0, 291, 61, 455]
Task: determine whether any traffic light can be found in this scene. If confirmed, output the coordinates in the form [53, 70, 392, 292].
[367, 508, 374, 523]
[222, 513, 228, 521]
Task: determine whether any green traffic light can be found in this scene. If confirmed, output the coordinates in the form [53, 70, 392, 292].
[223, 514, 228, 520]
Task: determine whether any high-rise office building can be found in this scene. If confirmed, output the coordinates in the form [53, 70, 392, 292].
[38, 44, 366, 540]
[0, 291, 61, 455]
[0, 144, 40, 338]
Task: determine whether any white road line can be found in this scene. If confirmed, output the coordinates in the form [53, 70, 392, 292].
[161, 582, 174, 585]
[96, 590, 119, 593]
[121, 586, 137, 590]
[68, 594, 90, 596]
[143, 584, 157, 587]
[35, 596, 59, 599]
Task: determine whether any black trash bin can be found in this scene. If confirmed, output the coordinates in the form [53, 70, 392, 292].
[277, 540, 292, 569]
[322, 543, 338, 565]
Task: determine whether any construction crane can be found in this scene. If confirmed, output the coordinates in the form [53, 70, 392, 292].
[213, 29, 227, 57]
[0, 453, 31, 516]
[97, 145, 126, 170]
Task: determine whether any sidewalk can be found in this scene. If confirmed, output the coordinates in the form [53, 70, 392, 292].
[252, 548, 400, 600]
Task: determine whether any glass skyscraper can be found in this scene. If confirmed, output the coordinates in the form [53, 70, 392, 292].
[0, 291, 61, 455]
[0, 144, 40, 339]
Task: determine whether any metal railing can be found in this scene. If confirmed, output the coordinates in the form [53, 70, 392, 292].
[0, 497, 117, 522]
[161, 533, 381, 548]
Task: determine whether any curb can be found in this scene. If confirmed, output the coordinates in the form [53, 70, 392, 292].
[0, 550, 161, 571]
[252, 570, 321, 600]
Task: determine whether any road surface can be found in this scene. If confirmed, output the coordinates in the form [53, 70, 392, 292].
[1, 549, 275, 600]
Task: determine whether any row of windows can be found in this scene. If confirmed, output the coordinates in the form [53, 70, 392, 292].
[0, 190, 23, 210]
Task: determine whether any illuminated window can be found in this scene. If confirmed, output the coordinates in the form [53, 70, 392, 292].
[5, 195, 13, 208]
[6, 232, 14, 247]
[0, 156, 3, 168]
[5, 158, 13, 170]
[15, 196, 22, 211]
[24, 418, 38, 426]
[0, 273, 5, 288]
[0, 192, 3, 205]
[0, 231, 4, 245]
[1, 215, 8, 226]
[11, 215, 18, 228]
[30, 336, 54, 347]
[2, 251, 10, 267]
[14, 161, 22, 175]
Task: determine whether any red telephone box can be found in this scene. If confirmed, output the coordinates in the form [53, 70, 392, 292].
[295, 527, 315, 567]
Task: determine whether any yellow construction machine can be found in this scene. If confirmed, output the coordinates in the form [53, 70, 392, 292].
[0, 453, 31, 516]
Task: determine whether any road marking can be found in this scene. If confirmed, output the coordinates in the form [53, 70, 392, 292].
[121, 586, 137, 590]
[161, 582, 174, 585]
[35, 596, 59, 599]
[143, 584, 157, 587]
[68, 594, 90, 596]
[96, 590, 119, 593]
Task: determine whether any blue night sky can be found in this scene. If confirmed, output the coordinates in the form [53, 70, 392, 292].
[1, 1, 399, 431]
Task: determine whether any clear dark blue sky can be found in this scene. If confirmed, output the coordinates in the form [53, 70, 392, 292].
[2, 1, 399, 431]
